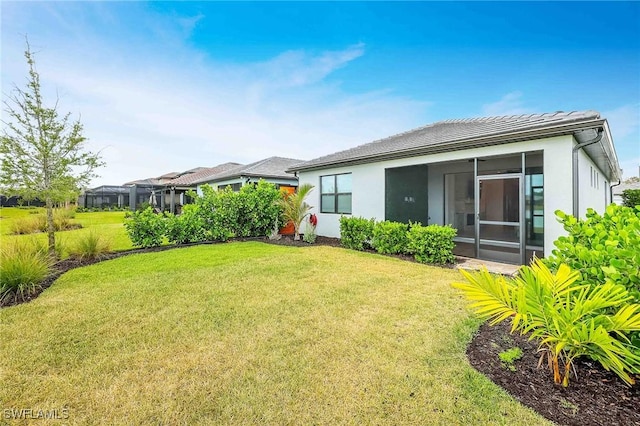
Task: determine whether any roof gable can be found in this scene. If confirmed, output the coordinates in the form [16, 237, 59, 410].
[194, 156, 305, 184]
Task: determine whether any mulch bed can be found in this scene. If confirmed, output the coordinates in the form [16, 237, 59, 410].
[468, 321, 640, 426]
[3, 236, 638, 425]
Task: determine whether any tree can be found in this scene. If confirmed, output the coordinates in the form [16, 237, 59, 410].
[1, 40, 103, 255]
[278, 183, 314, 240]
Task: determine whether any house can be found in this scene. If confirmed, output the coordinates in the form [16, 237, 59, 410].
[122, 172, 180, 211]
[195, 156, 304, 193]
[78, 185, 131, 209]
[288, 111, 621, 265]
[158, 163, 241, 214]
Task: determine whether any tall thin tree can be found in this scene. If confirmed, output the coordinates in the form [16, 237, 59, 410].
[1, 39, 103, 255]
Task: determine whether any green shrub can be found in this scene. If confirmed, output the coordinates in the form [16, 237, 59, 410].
[339, 216, 375, 250]
[136, 201, 152, 212]
[453, 260, 640, 387]
[622, 189, 640, 208]
[545, 206, 640, 302]
[0, 241, 52, 303]
[123, 207, 166, 248]
[371, 221, 409, 254]
[190, 182, 284, 241]
[544, 205, 640, 354]
[196, 185, 239, 241]
[69, 231, 112, 260]
[165, 205, 208, 244]
[238, 181, 285, 238]
[406, 223, 456, 264]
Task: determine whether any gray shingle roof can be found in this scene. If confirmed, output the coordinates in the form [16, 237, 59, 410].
[167, 162, 242, 186]
[288, 111, 607, 172]
[194, 156, 305, 184]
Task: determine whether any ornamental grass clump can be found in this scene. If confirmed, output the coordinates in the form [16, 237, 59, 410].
[452, 260, 640, 387]
[0, 241, 53, 303]
[69, 230, 112, 260]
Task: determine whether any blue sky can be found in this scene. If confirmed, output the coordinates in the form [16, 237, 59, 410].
[2, 1, 639, 186]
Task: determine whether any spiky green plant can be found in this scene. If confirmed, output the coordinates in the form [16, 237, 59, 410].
[70, 230, 112, 260]
[452, 260, 640, 386]
[0, 241, 52, 303]
[278, 183, 314, 240]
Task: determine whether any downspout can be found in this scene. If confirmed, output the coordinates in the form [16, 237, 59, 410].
[610, 180, 622, 204]
[572, 129, 603, 217]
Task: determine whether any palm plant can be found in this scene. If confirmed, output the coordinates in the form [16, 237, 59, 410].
[278, 183, 314, 240]
[452, 260, 640, 386]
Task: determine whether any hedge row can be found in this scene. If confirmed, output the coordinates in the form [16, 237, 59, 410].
[124, 181, 284, 248]
[339, 216, 457, 264]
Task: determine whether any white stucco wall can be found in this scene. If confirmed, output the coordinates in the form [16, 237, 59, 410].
[298, 135, 578, 257]
[576, 148, 609, 215]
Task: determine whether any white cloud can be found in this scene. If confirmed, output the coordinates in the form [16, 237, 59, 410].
[481, 91, 531, 117]
[2, 38, 427, 187]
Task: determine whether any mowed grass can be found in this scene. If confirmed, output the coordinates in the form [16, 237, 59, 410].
[0, 243, 549, 425]
[0, 207, 132, 254]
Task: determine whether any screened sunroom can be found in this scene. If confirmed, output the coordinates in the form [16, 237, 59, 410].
[384, 151, 544, 265]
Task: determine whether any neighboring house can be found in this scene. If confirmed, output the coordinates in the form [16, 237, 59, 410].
[78, 185, 131, 209]
[288, 111, 621, 265]
[158, 163, 241, 214]
[613, 181, 640, 205]
[122, 176, 167, 212]
[195, 156, 304, 193]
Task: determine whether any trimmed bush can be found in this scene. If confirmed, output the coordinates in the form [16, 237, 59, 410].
[123, 207, 166, 248]
[0, 241, 52, 303]
[406, 223, 456, 264]
[339, 216, 375, 250]
[237, 181, 285, 238]
[371, 221, 409, 254]
[165, 204, 208, 244]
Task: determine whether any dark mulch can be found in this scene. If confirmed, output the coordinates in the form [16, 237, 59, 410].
[467, 321, 640, 426]
[262, 235, 342, 248]
[4, 237, 638, 426]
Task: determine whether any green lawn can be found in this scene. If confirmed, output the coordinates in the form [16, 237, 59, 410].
[0, 207, 132, 254]
[0, 243, 549, 425]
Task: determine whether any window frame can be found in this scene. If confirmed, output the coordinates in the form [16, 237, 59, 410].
[320, 173, 352, 214]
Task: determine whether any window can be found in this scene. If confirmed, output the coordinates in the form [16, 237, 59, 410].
[321, 173, 352, 214]
[218, 183, 241, 191]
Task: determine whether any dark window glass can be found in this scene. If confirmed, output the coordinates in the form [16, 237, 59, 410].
[320, 174, 352, 214]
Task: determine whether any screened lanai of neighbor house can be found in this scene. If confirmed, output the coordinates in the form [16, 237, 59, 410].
[288, 111, 621, 265]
